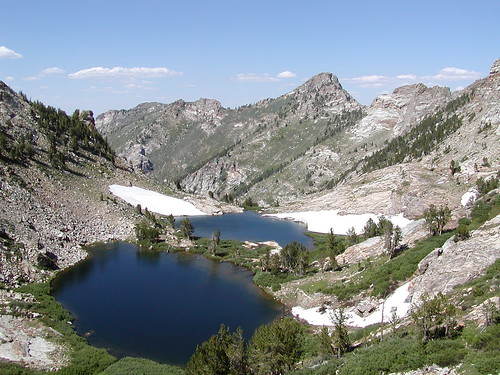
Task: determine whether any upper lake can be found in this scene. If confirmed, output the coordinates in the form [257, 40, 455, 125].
[176, 211, 314, 248]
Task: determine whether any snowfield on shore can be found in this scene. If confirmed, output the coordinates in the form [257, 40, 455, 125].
[292, 282, 412, 327]
[265, 210, 411, 234]
[109, 185, 207, 216]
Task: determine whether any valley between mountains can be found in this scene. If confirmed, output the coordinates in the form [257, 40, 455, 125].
[0, 60, 498, 374]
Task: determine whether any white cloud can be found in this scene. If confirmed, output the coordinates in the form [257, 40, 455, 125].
[277, 70, 297, 78]
[24, 67, 65, 81]
[4, 76, 15, 81]
[124, 82, 154, 90]
[348, 75, 385, 83]
[41, 67, 65, 75]
[0, 46, 22, 59]
[235, 73, 279, 82]
[345, 66, 481, 91]
[423, 67, 481, 81]
[396, 74, 416, 80]
[68, 66, 182, 79]
[235, 71, 298, 82]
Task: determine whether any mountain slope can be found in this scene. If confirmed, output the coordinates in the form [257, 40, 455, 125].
[97, 62, 498, 208]
[0, 82, 141, 286]
[273, 59, 499, 219]
[96, 73, 364, 200]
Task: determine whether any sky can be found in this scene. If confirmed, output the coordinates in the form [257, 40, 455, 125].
[1, 0, 499, 116]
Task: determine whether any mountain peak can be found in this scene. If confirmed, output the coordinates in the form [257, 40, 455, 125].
[299, 72, 341, 91]
[289, 72, 362, 115]
[489, 58, 500, 76]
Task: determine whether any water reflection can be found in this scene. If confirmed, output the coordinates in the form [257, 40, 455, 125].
[176, 211, 314, 248]
[52, 242, 282, 366]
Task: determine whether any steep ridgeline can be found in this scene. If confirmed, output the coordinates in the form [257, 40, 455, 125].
[97, 61, 499, 207]
[277, 59, 500, 219]
[96, 73, 364, 202]
[0, 82, 139, 286]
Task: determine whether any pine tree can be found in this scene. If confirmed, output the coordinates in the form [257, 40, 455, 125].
[247, 318, 304, 375]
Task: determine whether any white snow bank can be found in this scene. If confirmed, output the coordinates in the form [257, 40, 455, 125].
[461, 189, 478, 206]
[292, 282, 412, 328]
[265, 210, 411, 234]
[109, 185, 206, 216]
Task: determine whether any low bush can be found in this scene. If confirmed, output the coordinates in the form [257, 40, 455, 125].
[98, 357, 184, 375]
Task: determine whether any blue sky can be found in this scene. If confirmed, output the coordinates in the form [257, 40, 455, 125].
[1, 0, 498, 115]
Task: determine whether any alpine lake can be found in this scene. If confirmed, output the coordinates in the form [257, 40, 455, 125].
[51, 212, 314, 366]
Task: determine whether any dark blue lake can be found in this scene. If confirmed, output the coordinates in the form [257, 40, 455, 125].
[176, 211, 314, 249]
[52, 242, 283, 366]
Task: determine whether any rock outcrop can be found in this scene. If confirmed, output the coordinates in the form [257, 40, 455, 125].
[410, 214, 500, 303]
[351, 83, 451, 138]
[0, 313, 68, 371]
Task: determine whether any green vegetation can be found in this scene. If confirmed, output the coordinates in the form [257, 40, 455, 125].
[476, 176, 499, 196]
[98, 357, 184, 375]
[423, 204, 452, 235]
[316, 232, 452, 299]
[0, 98, 115, 171]
[242, 196, 260, 211]
[361, 92, 472, 174]
[319, 308, 351, 358]
[186, 318, 305, 375]
[412, 292, 458, 343]
[7, 283, 116, 374]
[135, 220, 160, 243]
[31, 104, 115, 167]
[185, 325, 246, 375]
[179, 218, 194, 239]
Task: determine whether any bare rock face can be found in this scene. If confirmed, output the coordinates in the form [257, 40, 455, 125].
[337, 237, 385, 266]
[410, 215, 500, 303]
[94, 108, 128, 134]
[125, 144, 153, 173]
[180, 157, 247, 196]
[291, 73, 363, 116]
[351, 83, 451, 138]
[489, 58, 500, 76]
[0, 314, 68, 370]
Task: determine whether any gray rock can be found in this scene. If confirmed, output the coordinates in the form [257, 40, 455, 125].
[410, 215, 500, 304]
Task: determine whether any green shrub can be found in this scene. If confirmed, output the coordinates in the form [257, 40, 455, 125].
[424, 339, 467, 367]
[253, 271, 299, 290]
[320, 233, 451, 300]
[338, 336, 424, 375]
[98, 357, 184, 375]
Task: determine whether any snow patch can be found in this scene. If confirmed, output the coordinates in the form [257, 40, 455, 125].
[292, 282, 412, 328]
[109, 185, 206, 216]
[265, 210, 411, 234]
[461, 189, 478, 206]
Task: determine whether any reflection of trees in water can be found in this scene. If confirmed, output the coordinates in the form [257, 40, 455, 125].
[175, 211, 314, 249]
[51, 240, 283, 365]
[135, 247, 161, 264]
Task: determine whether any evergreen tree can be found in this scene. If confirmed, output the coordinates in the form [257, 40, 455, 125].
[411, 292, 457, 343]
[423, 204, 451, 235]
[247, 317, 304, 375]
[280, 241, 308, 275]
[186, 325, 247, 375]
[180, 218, 194, 239]
[328, 308, 351, 357]
[346, 226, 359, 245]
[209, 229, 221, 255]
[363, 218, 378, 238]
